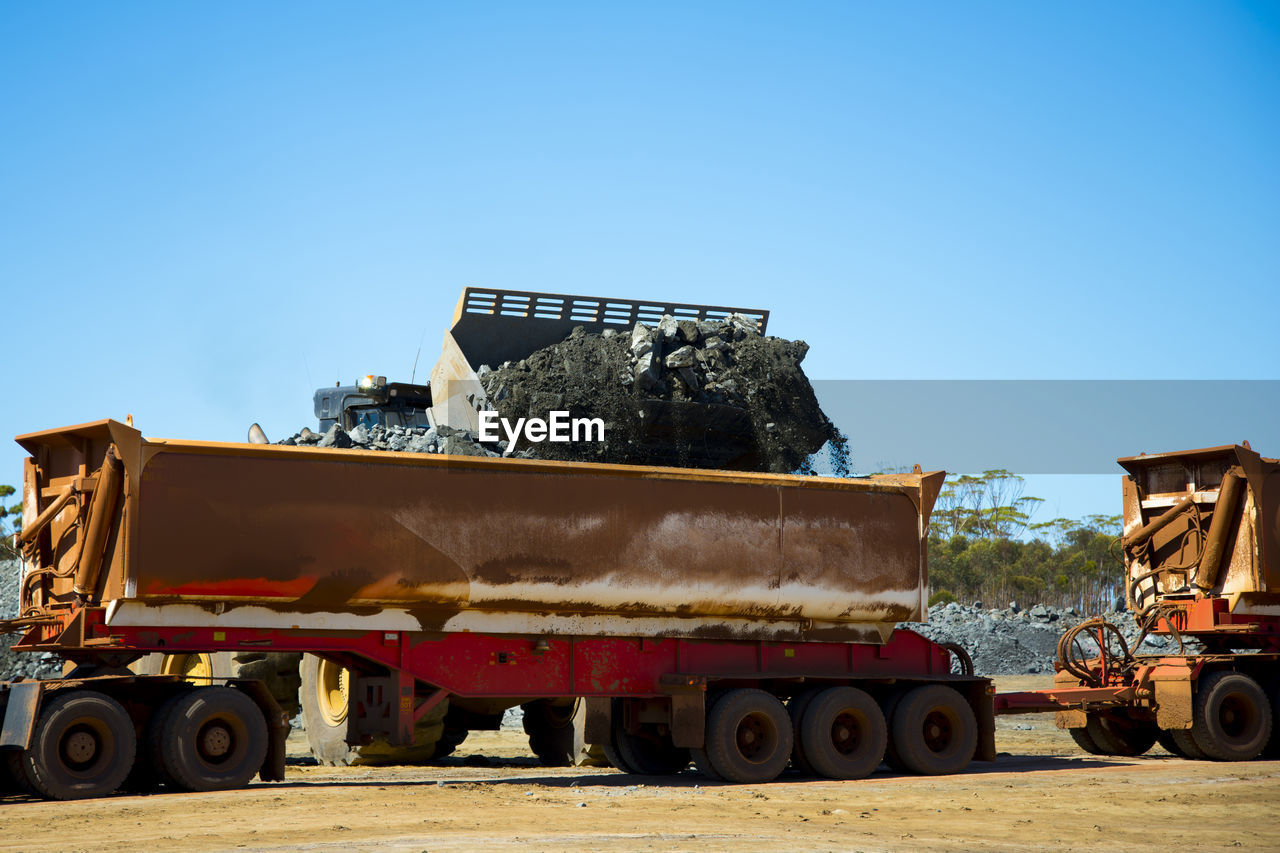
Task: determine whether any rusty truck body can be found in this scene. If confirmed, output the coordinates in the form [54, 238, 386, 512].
[0, 419, 991, 800]
[999, 443, 1280, 761]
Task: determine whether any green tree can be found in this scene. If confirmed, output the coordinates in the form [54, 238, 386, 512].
[0, 484, 21, 559]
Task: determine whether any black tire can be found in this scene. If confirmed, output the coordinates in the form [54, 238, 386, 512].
[1069, 726, 1106, 755]
[879, 690, 909, 772]
[800, 687, 887, 780]
[1191, 671, 1272, 761]
[691, 690, 728, 781]
[158, 687, 268, 792]
[1084, 713, 1158, 757]
[433, 726, 469, 760]
[300, 654, 357, 766]
[233, 652, 302, 718]
[299, 655, 446, 766]
[522, 699, 578, 767]
[787, 688, 824, 775]
[1170, 728, 1209, 760]
[889, 685, 977, 776]
[703, 688, 792, 784]
[1156, 729, 1191, 758]
[603, 741, 635, 773]
[611, 703, 690, 776]
[1264, 686, 1280, 760]
[16, 690, 136, 800]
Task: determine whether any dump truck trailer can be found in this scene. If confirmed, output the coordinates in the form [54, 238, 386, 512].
[998, 443, 1280, 761]
[0, 419, 991, 800]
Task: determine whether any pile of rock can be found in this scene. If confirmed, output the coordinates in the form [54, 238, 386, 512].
[481, 314, 838, 472]
[898, 600, 1200, 675]
[1, 560, 63, 681]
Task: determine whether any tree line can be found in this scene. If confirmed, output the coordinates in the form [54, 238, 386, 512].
[927, 469, 1123, 613]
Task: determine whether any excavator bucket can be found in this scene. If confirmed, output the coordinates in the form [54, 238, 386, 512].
[429, 287, 769, 437]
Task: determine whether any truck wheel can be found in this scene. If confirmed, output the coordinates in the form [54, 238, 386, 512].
[522, 699, 578, 766]
[703, 688, 792, 784]
[523, 698, 606, 767]
[878, 689, 910, 771]
[799, 687, 887, 780]
[17, 690, 137, 800]
[890, 685, 976, 775]
[300, 655, 357, 765]
[690, 690, 728, 781]
[1084, 713, 1158, 756]
[1156, 729, 1191, 757]
[1191, 671, 1272, 761]
[1068, 726, 1106, 755]
[232, 653, 302, 718]
[1170, 728, 1208, 760]
[432, 726, 469, 760]
[299, 655, 447, 766]
[157, 687, 268, 792]
[611, 703, 690, 776]
[786, 688, 825, 775]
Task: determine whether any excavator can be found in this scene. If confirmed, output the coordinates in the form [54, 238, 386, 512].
[307, 286, 770, 467]
[171, 287, 772, 767]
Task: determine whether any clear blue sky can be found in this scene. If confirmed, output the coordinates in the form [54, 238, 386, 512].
[2, 2, 1277, 523]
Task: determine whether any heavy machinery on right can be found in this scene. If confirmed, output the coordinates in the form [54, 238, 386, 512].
[1000, 442, 1280, 760]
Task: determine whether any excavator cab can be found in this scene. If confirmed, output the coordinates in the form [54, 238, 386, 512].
[314, 376, 434, 432]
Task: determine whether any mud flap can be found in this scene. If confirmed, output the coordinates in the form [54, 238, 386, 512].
[0, 681, 44, 751]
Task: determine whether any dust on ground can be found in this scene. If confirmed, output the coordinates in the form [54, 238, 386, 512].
[3, 677, 1277, 852]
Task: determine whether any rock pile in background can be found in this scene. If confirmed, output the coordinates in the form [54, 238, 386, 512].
[481, 315, 837, 472]
[1, 560, 63, 681]
[898, 601, 1201, 675]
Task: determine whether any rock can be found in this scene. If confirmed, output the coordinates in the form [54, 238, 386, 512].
[348, 425, 370, 446]
[318, 424, 352, 449]
[601, 328, 617, 339]
[665, 346, 696, 369]
[634, 355, 662, 392]
[676, 320, 701, 344]
[630, 322, 653, 354]
[1008, 601, 1020, 613]
[656, 315, 679, 342]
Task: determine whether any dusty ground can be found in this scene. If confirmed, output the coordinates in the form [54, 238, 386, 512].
[3, 677, 1278, 852]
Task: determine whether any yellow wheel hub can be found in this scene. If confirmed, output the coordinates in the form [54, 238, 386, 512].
[160, 653, 214, 682]
[316, 658, 350, 727]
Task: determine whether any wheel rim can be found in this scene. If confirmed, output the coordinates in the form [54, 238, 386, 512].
[161, 653, 214, 682]
[831, 710, 863, 756]
[60, 724, 103, 770]
[197, 721, 235, 764]
[316, 659, 350, 727]
[1216, 692, 1259, 744]
[735, 712, 779, 764]
[922, 709, 956, 754]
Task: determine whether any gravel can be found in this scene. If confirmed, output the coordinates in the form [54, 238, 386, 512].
[897, 601, 1201, 676]
[1, 560, 63, 681]
[275, 421, 521, 459]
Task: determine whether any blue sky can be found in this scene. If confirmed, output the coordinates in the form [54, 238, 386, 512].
[2, 2, 1277, 524]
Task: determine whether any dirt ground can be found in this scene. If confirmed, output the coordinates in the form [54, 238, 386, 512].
[3, 677, 1278, 852]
